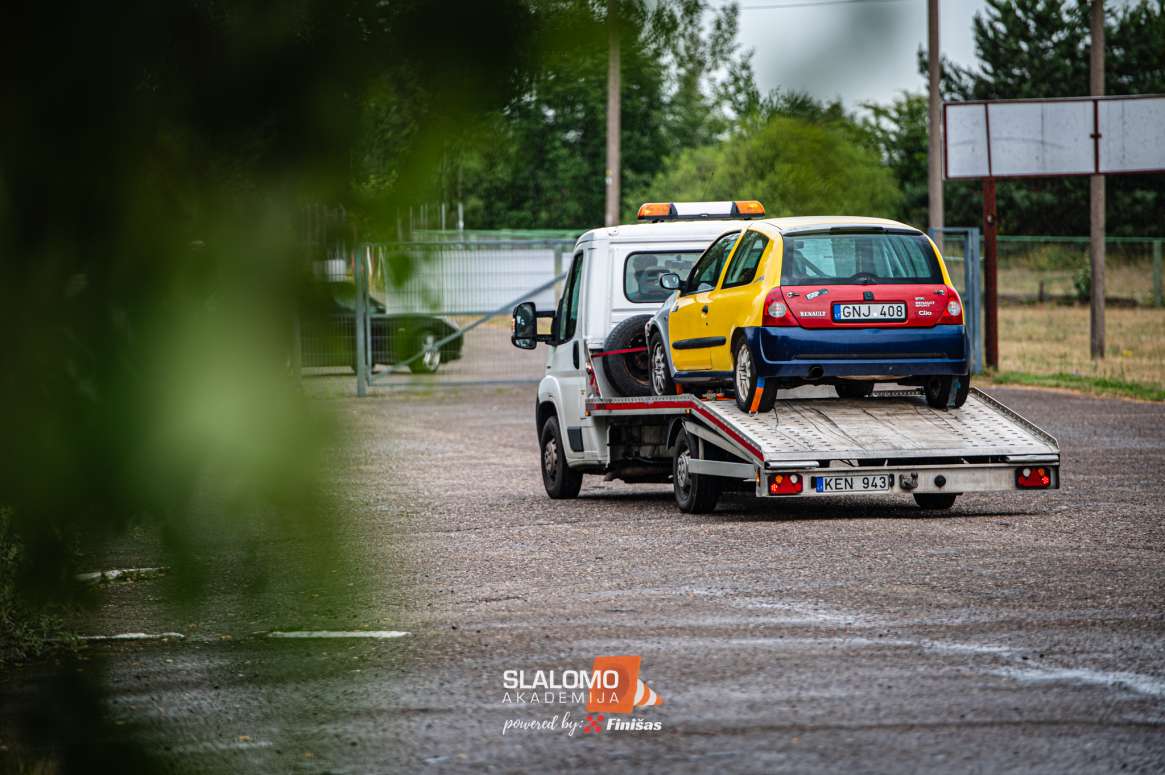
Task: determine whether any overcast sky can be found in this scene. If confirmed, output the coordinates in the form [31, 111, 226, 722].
[725, 0, 988, 110]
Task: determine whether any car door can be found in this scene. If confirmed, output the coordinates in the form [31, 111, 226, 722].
[704, 229, 772, 372]
[669, 231, 740, 371]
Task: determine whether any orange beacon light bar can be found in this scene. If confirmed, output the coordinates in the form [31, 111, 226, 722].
[637, 201, 765, 222]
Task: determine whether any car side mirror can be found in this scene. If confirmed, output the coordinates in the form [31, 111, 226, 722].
[511, 302, 538, 349]
[659, 272, 682, 292]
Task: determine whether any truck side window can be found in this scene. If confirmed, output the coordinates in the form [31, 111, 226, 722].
[721, 231, 769, 289]
[554, 251, 584, 344]
[684, 231, 740, 295]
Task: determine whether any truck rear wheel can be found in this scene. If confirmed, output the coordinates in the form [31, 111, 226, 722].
[541, 417, 583, 499]
[913, 492, 958, 510]
[673, 432, 720, 513]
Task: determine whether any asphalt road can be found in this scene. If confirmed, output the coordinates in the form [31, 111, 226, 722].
[4, 384, 1165, 774]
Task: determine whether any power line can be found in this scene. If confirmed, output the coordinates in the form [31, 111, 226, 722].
[736, 0, 911, 10]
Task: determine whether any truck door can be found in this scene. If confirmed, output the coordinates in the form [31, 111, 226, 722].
[547, 249, 587, 446]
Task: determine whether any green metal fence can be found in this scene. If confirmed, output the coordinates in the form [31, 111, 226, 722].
[993, 235, 1164, 307]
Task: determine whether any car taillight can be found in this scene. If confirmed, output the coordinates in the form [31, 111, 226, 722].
[942, 288, 964, 324]
[1016, 466, 1052, 489]
[763, 288, 798, 327]
[769, 472, 803, 495]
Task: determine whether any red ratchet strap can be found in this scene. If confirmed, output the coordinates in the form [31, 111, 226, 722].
[591, 346, 647, 358]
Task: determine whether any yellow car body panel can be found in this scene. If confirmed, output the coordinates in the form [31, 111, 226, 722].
[704, 225, 781, 371]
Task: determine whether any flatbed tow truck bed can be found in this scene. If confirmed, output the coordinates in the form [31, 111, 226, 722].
[586, 387, 1060, 502]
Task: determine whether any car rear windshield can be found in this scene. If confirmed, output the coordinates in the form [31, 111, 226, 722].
[624, 251, 702, 302]
[780, 232, 942, 285]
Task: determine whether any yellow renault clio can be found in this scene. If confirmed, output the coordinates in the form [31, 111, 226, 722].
[644, 206, 970, 414]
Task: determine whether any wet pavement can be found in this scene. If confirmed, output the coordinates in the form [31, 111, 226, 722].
[3, 385, 1164, 773]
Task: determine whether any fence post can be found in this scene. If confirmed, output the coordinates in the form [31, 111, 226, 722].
[354, 244, 369, 397]
[1154, 240, 1163, 308]
[553, 245, 564, 297]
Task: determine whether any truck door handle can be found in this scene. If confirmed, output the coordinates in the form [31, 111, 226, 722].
[701, 305, 709, 314]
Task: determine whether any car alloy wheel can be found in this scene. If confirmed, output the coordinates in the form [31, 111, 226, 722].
[735, 344, 754, 399]
[652, 340, 669, 395]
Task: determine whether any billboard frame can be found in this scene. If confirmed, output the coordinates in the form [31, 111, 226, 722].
[943, 93, 1165, 181]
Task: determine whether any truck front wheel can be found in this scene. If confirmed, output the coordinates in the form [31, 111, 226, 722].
[541, 417, 583, 499]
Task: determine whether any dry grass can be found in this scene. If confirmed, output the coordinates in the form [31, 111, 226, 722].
[994, 264, 1156, 303]
[995, 304, 1165, 398]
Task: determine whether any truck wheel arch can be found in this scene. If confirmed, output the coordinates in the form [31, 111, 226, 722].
[536, 400, 558, 441]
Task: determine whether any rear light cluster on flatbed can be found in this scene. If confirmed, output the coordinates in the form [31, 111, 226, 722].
[1016, 466, 1052, 489]
[768, 473, 803, 495]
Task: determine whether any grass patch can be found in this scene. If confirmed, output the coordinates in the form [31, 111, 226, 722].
[989, 370, 1165, 402]
[998, 305, 1165, 399]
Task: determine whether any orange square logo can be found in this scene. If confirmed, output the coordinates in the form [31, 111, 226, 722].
[587, 655, 662, 714]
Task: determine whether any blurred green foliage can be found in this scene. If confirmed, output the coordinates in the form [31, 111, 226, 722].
[0, 0, 541, 767]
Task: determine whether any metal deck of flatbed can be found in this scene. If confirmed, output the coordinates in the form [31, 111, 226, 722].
[586, 388, 1060, 467]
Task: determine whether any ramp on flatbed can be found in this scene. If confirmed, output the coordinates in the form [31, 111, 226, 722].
[586, 388, 1059, 465]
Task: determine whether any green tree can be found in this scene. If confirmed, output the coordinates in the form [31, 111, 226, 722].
[455, 0, 756, 229]
[862, 93, 930, 228]
[635, 114, 901, 218]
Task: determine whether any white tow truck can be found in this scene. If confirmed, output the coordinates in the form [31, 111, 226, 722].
[511, 203, 1060, 513]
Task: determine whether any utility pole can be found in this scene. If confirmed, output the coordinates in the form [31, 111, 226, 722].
[927, 0, 943, 245]
[1089, 0, 1106, 359]
[604, 0, 621, 227]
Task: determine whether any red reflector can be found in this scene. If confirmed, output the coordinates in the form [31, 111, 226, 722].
[769, 472, 804, 495]
[1016, 466, 1052, 489]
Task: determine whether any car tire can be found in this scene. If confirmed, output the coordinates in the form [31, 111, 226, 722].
[913, 492, 959, 510]
[602, 314, 653, 397]
[835, 380, 874, 399]
[924, 374, 971, 409]
[673, 432, 720, 513]
[648, 331, 677, 396]
[540, 417, 583, 499]
[408, 330, 442, 374]
[733, 339, 777, 414]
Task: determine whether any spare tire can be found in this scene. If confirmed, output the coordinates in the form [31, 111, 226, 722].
[602, 314, 653, 397]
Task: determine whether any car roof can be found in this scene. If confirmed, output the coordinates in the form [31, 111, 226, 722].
[755, 215, 922, 234]
[574, 215, 925, 250]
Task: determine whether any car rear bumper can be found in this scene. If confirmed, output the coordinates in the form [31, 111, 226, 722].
[742, 324, 968, 380]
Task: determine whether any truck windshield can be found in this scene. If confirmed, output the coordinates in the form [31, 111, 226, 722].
[624, 251, 702, 302]
[781, 233, 942, 285]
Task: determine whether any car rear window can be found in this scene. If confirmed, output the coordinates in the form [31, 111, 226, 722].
[624, 251, 702, 303]
[781, 233, 942, 285]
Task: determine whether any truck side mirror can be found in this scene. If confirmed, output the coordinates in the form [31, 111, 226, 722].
[511, 302, 538, 349]
[659, 272, 682, 291]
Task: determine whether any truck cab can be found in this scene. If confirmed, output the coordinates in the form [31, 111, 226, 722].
[512, 204, 760, 487]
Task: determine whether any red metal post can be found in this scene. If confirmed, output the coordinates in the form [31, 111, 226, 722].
[982, 178, 999, 370]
